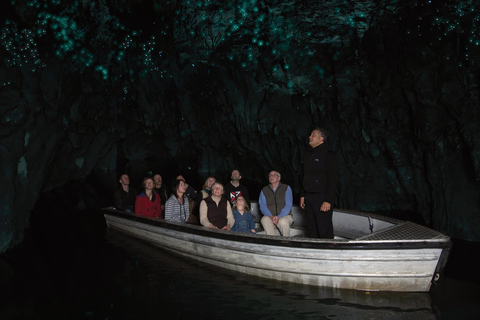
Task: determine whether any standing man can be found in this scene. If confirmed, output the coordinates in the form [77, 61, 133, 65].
[113, 174, 137, 213]
[300, 127, 338, 239]
[259, 170, 293, 236]
[223, 169, 251, 208]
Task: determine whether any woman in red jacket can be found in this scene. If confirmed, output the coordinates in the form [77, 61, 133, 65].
[135, 177, 162, 218]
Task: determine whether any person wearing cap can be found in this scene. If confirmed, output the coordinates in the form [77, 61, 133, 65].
[300, 127, 338, 239]
[258, 170, 293, 236]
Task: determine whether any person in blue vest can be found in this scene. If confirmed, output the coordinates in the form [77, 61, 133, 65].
[259, 170, 293, 236]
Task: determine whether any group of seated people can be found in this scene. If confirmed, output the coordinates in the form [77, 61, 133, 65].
[113, 169, 292, 236]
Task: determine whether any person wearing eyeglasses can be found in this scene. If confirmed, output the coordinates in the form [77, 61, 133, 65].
[258, 170, 293, 236]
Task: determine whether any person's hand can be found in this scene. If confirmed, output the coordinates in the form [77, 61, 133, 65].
[320, 202, 331, 212]
[222, 225, 231, 231]
[251, 229, 256, 233]
[208, 224, 218, 229]
[271, 216, 279, 225]
[300, 197, 305, 209]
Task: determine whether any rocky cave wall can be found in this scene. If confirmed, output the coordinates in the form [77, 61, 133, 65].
[1, 0, 480, 252]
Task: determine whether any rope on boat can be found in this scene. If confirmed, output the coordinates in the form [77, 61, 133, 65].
[368, 216, 374, 233]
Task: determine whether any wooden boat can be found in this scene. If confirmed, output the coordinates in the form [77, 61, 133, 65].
[103, 202, 451, 292]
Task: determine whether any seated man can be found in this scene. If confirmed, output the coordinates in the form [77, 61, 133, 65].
[259, 170, 293, 236]
[223, 169, 251, 208]
[113, 174, 137, 213]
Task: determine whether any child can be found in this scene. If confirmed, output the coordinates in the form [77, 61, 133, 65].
[231, 196, 256, 233]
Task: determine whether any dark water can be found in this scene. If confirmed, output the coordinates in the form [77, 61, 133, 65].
[1, 227, 479, 320]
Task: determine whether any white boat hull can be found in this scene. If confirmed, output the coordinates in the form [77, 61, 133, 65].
[104, 206, 451, 292]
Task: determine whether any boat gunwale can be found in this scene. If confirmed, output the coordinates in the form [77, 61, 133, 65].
[103, 208, 452, 250]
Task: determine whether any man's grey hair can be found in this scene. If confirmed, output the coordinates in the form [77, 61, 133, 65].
[270, 171, 281, 179]
[314, 127, 328, 141]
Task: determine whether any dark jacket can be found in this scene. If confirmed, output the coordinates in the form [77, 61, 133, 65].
[302, 143, 338, 204]
[113, 187, 137, 211]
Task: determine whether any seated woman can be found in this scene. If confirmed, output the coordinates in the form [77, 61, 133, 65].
[200, 176, 216, 200]
[164, 179, 190, 223]
[199, 182, 234, 230]
[135, 177, 161, 218]
[231, 196, 256, 234]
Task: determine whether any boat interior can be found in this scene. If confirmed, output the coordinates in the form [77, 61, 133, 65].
[250, 202, 445, 241]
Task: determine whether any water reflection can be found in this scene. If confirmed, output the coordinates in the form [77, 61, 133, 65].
[2, 227, 477, 319]
[104, 229, 440, 320]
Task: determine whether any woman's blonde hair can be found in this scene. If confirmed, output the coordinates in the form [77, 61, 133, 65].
[202, 176, 216, 190]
